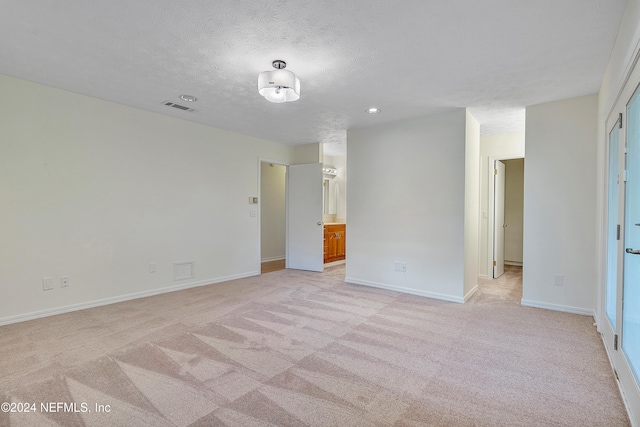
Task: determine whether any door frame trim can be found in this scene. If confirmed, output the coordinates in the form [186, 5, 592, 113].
[257, 158, 290, 274]
[597, 52, 640, 425]
[487, 155, 524, 280]
[601, 112, 623, 355]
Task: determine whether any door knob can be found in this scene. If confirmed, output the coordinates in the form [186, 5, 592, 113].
[626, 248, 640, 255]
[317, 221, 322, 226]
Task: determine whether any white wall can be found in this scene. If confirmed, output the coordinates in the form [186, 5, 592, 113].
[0, 74, 293, 324]
[260, 163, 287, 261]
[294, 143, 322, 164]
[478, 132, 525, 277]
[345, 109, 473, 302]
[504, 159, 524, 264]
[522, 94, 598, 314]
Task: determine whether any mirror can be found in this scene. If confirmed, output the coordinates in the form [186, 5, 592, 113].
[323, 179, 337, 215]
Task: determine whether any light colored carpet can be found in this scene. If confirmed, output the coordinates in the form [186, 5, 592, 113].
[0, 265, 630, 426]
[471, 264, 523, 306]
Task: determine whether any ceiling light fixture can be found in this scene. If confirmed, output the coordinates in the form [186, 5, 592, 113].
[179, 94, 197, 102]
[323, 167, 338, 175]
[366, 107, 381, 114]
[258, 60, 300, 103]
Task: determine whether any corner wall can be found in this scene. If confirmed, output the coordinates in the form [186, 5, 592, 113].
[0, 74, 293, 324]
[345, 109, 474, 302]
[464, 111, 480, 299]
[522, 94, 598, 314]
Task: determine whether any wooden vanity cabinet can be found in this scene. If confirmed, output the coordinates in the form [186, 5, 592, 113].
[324, 223, 346, 263]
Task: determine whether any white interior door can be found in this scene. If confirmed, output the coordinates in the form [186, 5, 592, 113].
[287, 163, 324, 272]
[493, 160, 506, 278]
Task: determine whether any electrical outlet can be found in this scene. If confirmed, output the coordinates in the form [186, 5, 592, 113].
[61, 276, 70, 288]
[42, 276, 54, 291]
[394, 262, 407, 272]
[149, 262, 157, 273]
[554, 274, 564, 286]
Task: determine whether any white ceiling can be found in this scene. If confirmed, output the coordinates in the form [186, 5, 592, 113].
[0, 1, 627, 156]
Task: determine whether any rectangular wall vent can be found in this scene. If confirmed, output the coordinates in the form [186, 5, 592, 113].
[162, 101, 197, 113]
[174, 261, 195, 281]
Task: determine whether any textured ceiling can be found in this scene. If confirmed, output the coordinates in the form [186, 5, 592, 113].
[0, 1, 628, 155]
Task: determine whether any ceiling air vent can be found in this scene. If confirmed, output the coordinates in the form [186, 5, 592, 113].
[162, 101, 197, 113]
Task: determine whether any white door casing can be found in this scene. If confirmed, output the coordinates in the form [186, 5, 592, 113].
[493, 160, 506, 278]
[622, 88, 640, 391]
[600, 60, 640, 423]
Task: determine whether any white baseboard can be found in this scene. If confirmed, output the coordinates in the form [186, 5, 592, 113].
[592, 310, 600, 330]
[478, 274, 489, 279]
[324, 259, 345, 267]
[464, 285, 478, 302]
[0, 271, 260, 327]
[599, 327, 640, 427]
[345, 277, 464, 303]
[261, 256, 285, 263]
[520, 299, 595, 317]
[505, 261, 523, 266]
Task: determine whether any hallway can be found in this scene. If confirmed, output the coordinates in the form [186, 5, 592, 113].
[469, 265, 523, 306]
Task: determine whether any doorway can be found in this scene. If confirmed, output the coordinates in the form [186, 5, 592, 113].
[489, 157, 524, 279]
[259, 160, 326, 274]
[287, 163, 325, 272]
[260, 162, 287, 274]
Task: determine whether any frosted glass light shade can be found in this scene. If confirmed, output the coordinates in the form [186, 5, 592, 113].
[258, 69, 300, 103]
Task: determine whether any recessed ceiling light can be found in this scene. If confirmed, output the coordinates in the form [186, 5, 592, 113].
[366, 107, 381, 114]
[179, 94, 198, 102]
